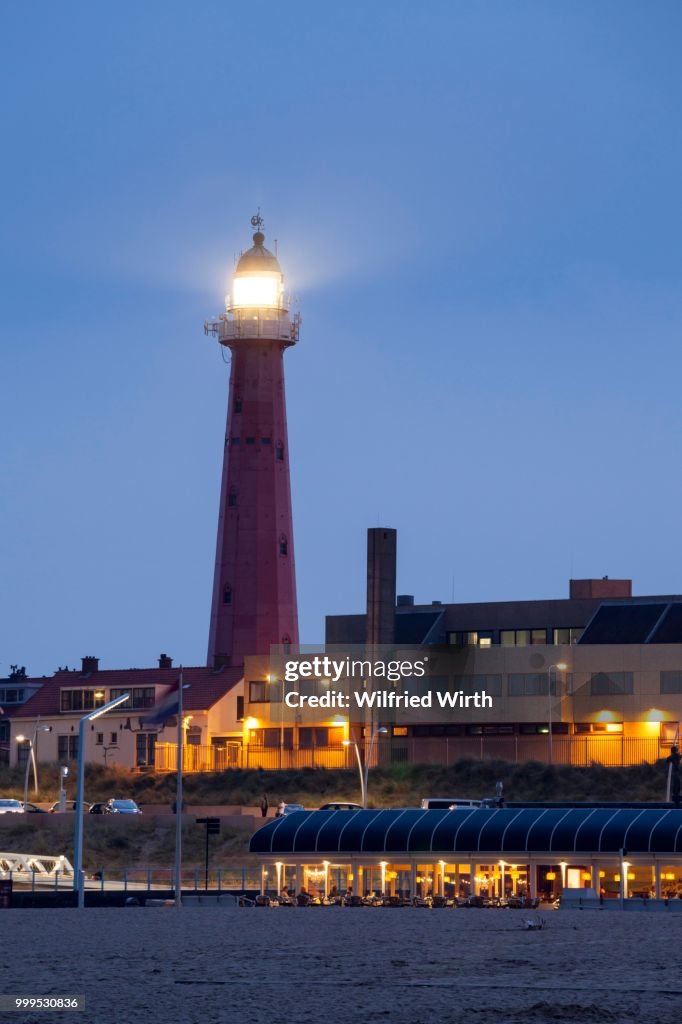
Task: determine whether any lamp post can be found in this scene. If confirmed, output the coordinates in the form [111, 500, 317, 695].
[343, 725, 388, 808]
[364, 726, 388, 804]
[73, 693, 130, 909]
[547, 662, 568, 764]
[342, 739, 366, 807]
[58, 766, 69, 813]
[16, 722, 51, 807]
[267, 675, 284, 770]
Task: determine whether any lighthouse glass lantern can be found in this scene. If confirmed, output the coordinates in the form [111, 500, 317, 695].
[229, 216, 285, 313]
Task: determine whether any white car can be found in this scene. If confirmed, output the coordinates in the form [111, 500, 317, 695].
[0, 799, 25, 814]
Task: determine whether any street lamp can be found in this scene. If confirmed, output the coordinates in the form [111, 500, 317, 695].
[547, 662, 568, 764]
[343, 725, 388, 808]
[342, 739, 366, 807]
[73, 692, 130, 909]
[16, 722, 51, 807]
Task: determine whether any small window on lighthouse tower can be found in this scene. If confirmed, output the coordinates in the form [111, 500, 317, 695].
[228, 489, 238, 507]
[235, 398, 242, 413]
[223, 585, 232, 605]
[276, 443, 284, 461]
[279, 536, 288, 556]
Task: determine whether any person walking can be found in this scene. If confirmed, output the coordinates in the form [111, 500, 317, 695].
[259, 794, 269, 818]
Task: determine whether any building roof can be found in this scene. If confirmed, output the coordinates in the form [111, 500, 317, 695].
[579, 601, 682, 645]
[250, 807, 682, 857]
[7, 665, 243, 719]
[235, 231, 281, 274]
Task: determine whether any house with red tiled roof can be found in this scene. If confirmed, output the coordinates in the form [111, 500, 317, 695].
[6, 655, 244, 773]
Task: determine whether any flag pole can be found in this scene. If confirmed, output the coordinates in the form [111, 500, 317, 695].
[174, 667, 184, 908]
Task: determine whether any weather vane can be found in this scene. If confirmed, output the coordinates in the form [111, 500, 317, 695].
[251, 210, 264, 230]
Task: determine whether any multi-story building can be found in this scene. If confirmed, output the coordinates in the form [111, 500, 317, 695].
[239, 529, 682, 770]
[6, 655, 243, 773]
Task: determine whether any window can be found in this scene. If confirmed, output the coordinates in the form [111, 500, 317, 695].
[110, 688, 155, 709]
[0, 688, 24, 704]
[223, 585, 232, 605]
[234, 398, 242, 413]
[575, 722, 623, 734]
[661, 672, 682, 694]
[236, 695, 244, 721]
[279, 536, 288, 556]
[531, 629, 547, 645]
[299, 727, 335, 748]
[589, 672, 634, 696]
[412, 724, 465, 737]
[245, 437, 255, 444]
[276, 443, 284, 461]
[553, 628, 582, 645]
[261, 437, 271, 445]
[136, 733, 156, 766]
[500, 630, 530, 647]
[392, 726, 408, 737]
[452, 674, 503, 697]
[447, 631, 495, 646]
[249, 681, 268, 703]
[230, 437, 240, 444]
[508, 673, 555, 697]
[60, 689, 106, 712]
[96, 732, 104, 745]
[58, 736, 79, 761]
[228, 490, 238, 507]
[110, 732, 118, 745]
[519, 723, 569, 735]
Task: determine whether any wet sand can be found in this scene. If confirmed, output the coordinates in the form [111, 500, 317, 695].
[2, 907, 679, 1024]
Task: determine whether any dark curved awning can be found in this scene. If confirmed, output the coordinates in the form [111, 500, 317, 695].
[249, 808, 682, 858]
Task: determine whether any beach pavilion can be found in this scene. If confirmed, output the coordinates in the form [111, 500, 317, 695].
[249, 806, 682, 904]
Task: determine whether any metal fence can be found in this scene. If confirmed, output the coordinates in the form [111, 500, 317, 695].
[154, 735, 666, 772]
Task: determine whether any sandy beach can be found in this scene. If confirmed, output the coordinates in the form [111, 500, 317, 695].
[2, 907, 680, 1024]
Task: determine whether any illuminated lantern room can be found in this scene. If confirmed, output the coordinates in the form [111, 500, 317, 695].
[230, 224, 285, 313]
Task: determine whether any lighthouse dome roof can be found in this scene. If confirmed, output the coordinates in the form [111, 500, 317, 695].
[235, 232, 282, 274]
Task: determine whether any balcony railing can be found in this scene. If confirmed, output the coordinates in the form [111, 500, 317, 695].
[204, 312, 300, 345]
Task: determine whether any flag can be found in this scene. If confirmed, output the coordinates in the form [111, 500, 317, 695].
[141, 678, 187, 728]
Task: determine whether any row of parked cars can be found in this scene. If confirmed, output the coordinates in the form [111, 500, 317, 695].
[0, 798, 142, 815]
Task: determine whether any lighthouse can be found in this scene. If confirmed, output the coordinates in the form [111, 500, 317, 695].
[205, 216, 300, 668]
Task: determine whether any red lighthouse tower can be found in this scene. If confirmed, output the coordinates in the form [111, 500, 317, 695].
[205, 216, 300, 668]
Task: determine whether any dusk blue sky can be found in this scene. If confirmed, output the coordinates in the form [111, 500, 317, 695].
[2, 2, 682, 677]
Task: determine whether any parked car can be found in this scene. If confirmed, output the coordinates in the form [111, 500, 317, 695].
[48, 800, 92, 813]
[89, 802, 112, 815]
[319, 802, 363, 811]
[21, 801, 48, 813]
[0, 799, 24, 814]
[106, 798, 142, 814]
[275, 803, 306, 817]
[420, 798, 482, 810]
